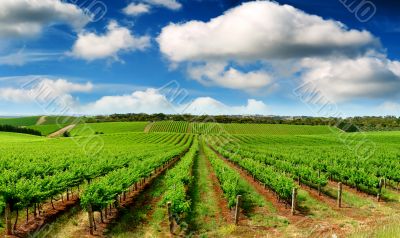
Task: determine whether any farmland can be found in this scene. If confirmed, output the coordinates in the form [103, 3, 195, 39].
[70, 122, 148, 136]
[0, 116, 40, 127]
[0, 120, 399, 238]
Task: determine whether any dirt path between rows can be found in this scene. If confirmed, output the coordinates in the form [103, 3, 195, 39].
[7, 195, 79, 238]
[207, 144, 300, 222]
[71, 156, 183, 237]
[47, 124, 76, 138]
[202, 144, 233, 224]
[144, 122, 154, 133]
[36, 116, 47, 125]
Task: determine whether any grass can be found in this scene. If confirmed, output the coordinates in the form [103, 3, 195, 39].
[297, 189, 334, 218]
[350, 216, 400, 238]
[0, 116, 40, 126]
[32, 206, 83, 238]
[70, 122, 148, 136]
[0, 131, 44, 142]
[27, 124, 69, 136]
[187, 147, 225, 233]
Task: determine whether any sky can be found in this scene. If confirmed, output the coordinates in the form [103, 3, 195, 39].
[0, 0, 400, 117]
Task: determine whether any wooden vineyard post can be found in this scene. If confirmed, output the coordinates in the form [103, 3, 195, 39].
[337, 182, 343, 208]
[234, 195, 242, 225]
[318, 170, 321, 196]
[377, 178, 384, 202]
[167, 202, 174, 235]
[5, 202, 12, 235]
[291, 188, 297, 215]
[88, 204, 94, 235]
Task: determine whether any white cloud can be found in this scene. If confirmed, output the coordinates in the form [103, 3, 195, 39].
[0, 78, 93, 106]
[158, 1, 377, 63]
[0, 0, 90, 38]
[0, 49, 61, 66]
[157, 1, 379, 93]
[188, 62, 272, 91]
[144, 0, 181, 10]
[70, 21, 150, 61]
[300, 56, 400, 102]
[123, 3, 151, 16]
[182, 97, 269, 115]
[81, 88, 171, 114]
[78, 88, 269, 115]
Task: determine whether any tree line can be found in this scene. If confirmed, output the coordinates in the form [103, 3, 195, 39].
[83, 114, 400, 132]
[0, 125, 41, 136]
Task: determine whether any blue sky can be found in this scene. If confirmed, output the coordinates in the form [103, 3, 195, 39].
[0, 0, 400, 116]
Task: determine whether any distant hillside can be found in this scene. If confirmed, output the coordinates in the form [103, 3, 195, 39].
[148, 121, 339, 135]
[0, 116, 40, 126]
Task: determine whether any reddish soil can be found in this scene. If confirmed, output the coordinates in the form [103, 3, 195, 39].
[203, 150, 233, 223]
[207, 145, 399, 238]
[6, 196, 79, 238]
[208, 145, 302, 223]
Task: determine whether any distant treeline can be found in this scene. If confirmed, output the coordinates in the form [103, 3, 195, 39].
[0, 124, 42, 136]
[83, 113, 400, 132]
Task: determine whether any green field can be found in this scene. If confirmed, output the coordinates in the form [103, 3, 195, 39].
[149, 121, 189, 133]
[0, 116, 40, 126]
[27, 124, 69, 136]
[0, 132, 45, 142]
[39, 116, 78, 125]
[0, 122, 399, 238]
[70, 121, 149, 136]
[149, 121, 339, 135]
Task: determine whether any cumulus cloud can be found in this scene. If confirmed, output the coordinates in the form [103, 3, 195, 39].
[70, 21, 150, 61]
[188, 62, 272, 91]
[0, 78, 93, 106]
[300, 56, 400, 102]
[157, 1, 379, 93]
[144, 0, 181, 10]
[123, 3, 151, 16]
[183, 97, 269, 115]
[158, 1, 377, 62]
[0, 0, 90, 38]
[78, 88, 269, 115]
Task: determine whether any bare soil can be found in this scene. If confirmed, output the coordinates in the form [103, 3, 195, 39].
[47, 124, 76, 138]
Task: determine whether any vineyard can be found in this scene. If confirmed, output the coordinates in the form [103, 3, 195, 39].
[70, 122, 148, 136]
[0, 122, 399, 238]
[148, 121, 339, 135]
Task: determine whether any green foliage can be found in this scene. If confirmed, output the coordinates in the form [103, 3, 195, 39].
[149, 121, 189, 133]
[0, 133, 191, 216]
[40, 116, 78, 125]
[203, 140, 264, 209]
[337, 122, 360, 132]
[27, 124, 68, 136]
[161, 137, 199, 215]
[71, 122, 148, 136]
[207, 133, 400, 196]
[207, 137, 296, 202]
[80, 135, 193, 211]
[151, 121, 338, 135]
[0, 124, 42, 136]
[0, 116, 40, 126]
